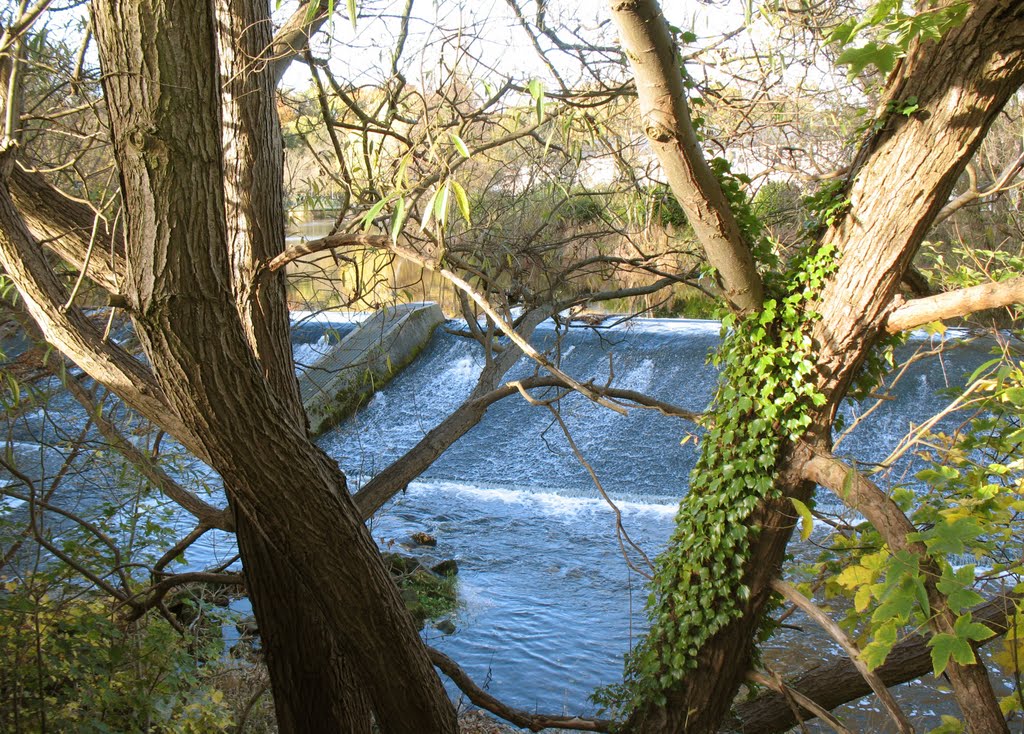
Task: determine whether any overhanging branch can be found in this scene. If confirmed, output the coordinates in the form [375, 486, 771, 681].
[731, 592, 1019, 734]
[886, 276, 1024, 332]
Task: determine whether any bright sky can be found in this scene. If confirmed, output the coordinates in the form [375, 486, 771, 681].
[276, 0, 751, 91]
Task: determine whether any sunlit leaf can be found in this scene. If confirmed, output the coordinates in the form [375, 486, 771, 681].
[789, 497, 813, 541]
[450, 133, 471, 158]
[420, 187, 440, 231]
[836, 42, 899, 78]
[450, 180, 471, 225]
[362, 195, 390, 231]
[435, 179, 452, 227]
[390, 196, 407, 243]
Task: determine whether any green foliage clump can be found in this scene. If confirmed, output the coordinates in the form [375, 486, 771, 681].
[650, 184, 687, 228]
[798, 336, 1024, 734]
[708, 157, 778, 269]
[0, 576, 234, 733]
[829, 0, 970, 78]
[596, 243, 837, 718]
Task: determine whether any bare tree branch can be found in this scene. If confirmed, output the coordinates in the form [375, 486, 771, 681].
[607, 0, 763, 313]
[886, 276, 1024, 333]
[732, 592, 1019, 734]
[125, 571, 244, 621]
[0, 297, 229, 528]
[770, 579, 914, 734]
[8, 164, 125, 298]
[428, 646, 613, 732]
[746, 670, 851, 734]
[271, 1, 332, 85]
[935, 150, 1024, 225]
[267, 232, 388, 272]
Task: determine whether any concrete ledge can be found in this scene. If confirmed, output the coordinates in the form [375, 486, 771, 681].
[298, 303, 445, 436]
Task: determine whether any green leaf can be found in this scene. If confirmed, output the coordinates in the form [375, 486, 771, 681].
[872, 577, 918, 625]
[862, 620, 899, 670]
[789, 497, 813, 541]
[420, 187, 440, 230]
[390, 196, 407, 243]
[450, 132, 471, 158]
[347, 0, 358, 31]
[928, 632, 976, 677]
[954, 612, 995, 643]
[929, 632, 967, 676]
[827, 18, 858, 46]
[361, 195, 390, 231]
[527, 79, 545, 124]
[928, 614, 993, 677]
[836, 42, 899, 78]
[936, 564, 985, 614]
[435, 179, 452, 227]
[450, 180, 471, 225]
[918, 516, 983, 556]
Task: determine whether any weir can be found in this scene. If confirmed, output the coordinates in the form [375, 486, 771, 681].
[296, 302, 444, 435]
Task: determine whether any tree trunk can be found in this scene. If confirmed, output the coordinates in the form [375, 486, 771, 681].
[616, 2, 1024, 731]
[88, 0, 458, 731]
[212, 2, 376, 729]
[234, 511, 371, 734]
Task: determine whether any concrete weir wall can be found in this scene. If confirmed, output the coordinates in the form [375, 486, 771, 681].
[298, 302, 445, 436]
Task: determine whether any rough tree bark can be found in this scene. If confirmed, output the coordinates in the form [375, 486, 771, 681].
[0, 0, 460, 730]
[212, 1, 374, 729]
[609, 1, 1024, 731]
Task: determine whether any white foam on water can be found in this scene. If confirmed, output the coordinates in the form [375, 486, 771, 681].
[445, 355, 480, 384]
[0, 491, 26, 510]
[289, 309, 369, 327]
[536, 316, 723, 337]
[619, 357, 656, 392]
[400, 479, 679, 519]
[292, 334, 335, 370]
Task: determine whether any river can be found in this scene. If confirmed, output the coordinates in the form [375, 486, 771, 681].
[0, 306, 1007, 731]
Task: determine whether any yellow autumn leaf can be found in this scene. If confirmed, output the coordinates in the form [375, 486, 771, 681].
[854, 584, 873, 612]
[836, 563, 875, 589]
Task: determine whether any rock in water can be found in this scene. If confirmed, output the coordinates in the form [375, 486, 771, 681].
[410, 531, 437, 546]
[431, 559, 459, 576]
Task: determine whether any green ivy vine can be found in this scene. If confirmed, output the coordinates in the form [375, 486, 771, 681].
[596, 238, 839, 719]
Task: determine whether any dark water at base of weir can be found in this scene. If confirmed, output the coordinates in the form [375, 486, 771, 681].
[1, 314, 1011, 731]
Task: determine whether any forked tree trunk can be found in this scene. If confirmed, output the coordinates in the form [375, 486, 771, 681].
[614, 1, 1024, 731]
[87, 0, 457, 731]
